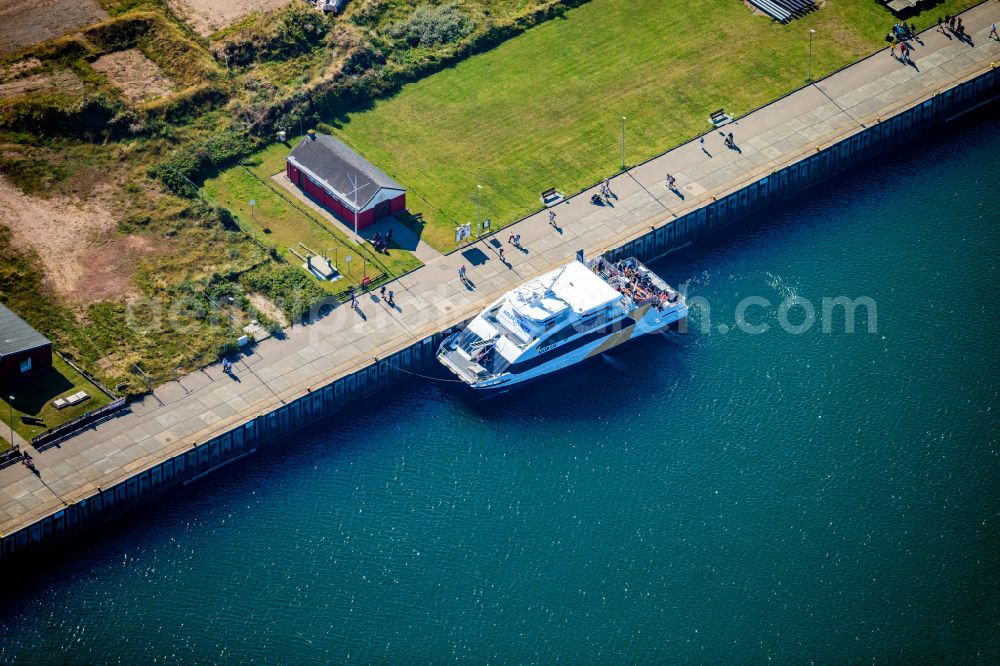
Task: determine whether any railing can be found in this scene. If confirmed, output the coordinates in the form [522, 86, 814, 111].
[31, 398, 128, 450]
[332, 273, 390, 300]
[56, 352, 119, 400]
[0, 448, 24, 470]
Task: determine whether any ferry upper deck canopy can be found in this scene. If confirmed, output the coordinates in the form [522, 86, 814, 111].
[509, 261, 621, 321]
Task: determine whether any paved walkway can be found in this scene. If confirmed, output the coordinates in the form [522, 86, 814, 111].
[3, 426, 28, 454]
[1, 5, 997, 537]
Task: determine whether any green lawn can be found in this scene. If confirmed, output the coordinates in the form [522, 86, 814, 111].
[314, 0, 981, 251]
[203, 165, 422, 289]
[0, 355, 113, 442]
[245, 137, 306, 182]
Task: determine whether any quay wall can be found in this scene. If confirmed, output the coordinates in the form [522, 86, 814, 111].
[1, 65, 996, 563]
[603, 66, 999, 268]
[0, 331, 453, 562]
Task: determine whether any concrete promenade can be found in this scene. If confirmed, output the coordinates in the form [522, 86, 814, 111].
[1, 4, 998, 539]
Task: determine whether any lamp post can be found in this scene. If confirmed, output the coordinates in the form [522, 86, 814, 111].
[226, 296, 235, 348]
[808, 29, 816, 82]
[621, 116, 627, 170]
[8, 396, 14, 453]
[475, 183, 482, 231]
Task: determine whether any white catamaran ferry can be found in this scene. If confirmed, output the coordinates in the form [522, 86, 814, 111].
[437, 254, 687, 392]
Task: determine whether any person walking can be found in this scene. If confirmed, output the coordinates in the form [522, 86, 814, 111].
[380, 285, 387, 301]
[991, 23, 998, 40]
[498, 247, 506, 263]
[458, 264, 467, 282]
[666, 173, 677, 190]
[548, 209, 557, 228]
[350, 288, 358, 310]
[387, 290, 394, 307]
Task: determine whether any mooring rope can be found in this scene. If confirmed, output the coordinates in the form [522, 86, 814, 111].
[378, 356, 468, 383]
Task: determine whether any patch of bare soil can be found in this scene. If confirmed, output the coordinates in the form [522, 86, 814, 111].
[91, 49, 175, 103]
[0, 69, 82, 100]
[0, 0, 107, 55]
[248, 292, 289, 327]
[72, 235, 157, 303]
[0, 175, 153, 303]
[167, 0, 292, 37]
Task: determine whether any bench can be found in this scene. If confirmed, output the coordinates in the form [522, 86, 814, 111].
[709, 108, 733, 127]
[747, 0, 792, 22]
[20, 415, 44, 426]
[540, 187, 564, 207]
[63, 391, 90, 407]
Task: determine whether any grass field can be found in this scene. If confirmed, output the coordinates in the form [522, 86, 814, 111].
[0, 355, 113, 441]
[316, 0, 981, 251]
[203, 158, 423, 289]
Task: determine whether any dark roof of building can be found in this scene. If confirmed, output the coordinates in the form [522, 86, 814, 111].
[0, 302, 50, 358]
[287, 133, 404, 210]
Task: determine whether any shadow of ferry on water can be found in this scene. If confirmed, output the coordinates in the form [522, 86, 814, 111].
[446, 328, 694, 416]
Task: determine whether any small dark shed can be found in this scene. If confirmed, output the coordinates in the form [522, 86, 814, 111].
[0, 302, 52, 383]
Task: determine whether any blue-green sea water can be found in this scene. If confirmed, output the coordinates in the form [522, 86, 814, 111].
[1, 111, 998, 664]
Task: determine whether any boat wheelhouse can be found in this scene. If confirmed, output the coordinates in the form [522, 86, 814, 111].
[437, 255, 687, 392]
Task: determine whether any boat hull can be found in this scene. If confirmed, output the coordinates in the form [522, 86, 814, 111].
[438, 309, 687, 393]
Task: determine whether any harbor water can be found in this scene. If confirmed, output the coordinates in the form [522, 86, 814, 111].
[0, 110, 997, 663]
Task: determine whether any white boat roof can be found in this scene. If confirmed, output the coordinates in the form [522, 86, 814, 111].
[509, 261, 621, 321]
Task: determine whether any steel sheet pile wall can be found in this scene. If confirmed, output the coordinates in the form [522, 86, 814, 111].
[1, 66, 996, 562]
[0, 333, 448, 561]
[605, 69, 998, 266]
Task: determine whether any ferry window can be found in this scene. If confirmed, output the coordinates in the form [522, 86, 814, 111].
[542, 322, 587, 347]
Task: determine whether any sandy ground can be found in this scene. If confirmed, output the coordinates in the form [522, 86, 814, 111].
[167, 0, 292, 37]
[74, 234, 157, 303]
[247, 292, 289, 327]
[91, 49, 175, 103]
[0, 0, 107, 55]
[0, 69, 82, 100]
[0, 176, 153, 303]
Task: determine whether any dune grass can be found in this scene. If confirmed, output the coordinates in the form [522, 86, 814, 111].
[321, 0, 982, 251]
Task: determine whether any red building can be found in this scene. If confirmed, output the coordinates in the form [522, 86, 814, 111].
[0, 302, 51, 384]
[286, 132, 405, 231]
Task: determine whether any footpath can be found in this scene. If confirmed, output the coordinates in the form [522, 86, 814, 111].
[1, 4, 997, 538]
